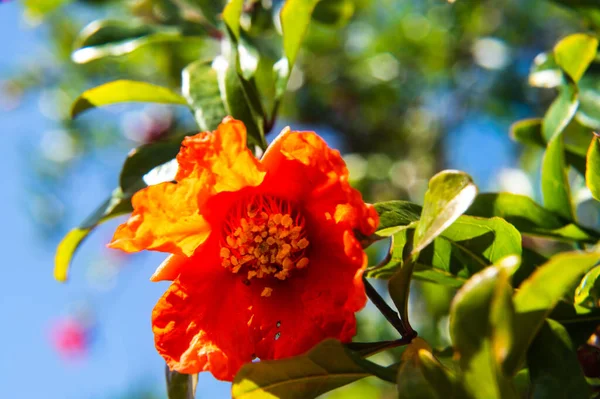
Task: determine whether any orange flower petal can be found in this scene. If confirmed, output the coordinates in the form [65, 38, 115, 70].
[176, 117, 265, 196]
[151, 254, 190, 282]
[152, 267, 254, 381]
[261, 128, 378, 237]
[108, 179, 210, 256]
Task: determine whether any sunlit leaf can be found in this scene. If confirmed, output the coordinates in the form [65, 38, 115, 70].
[71, 80, 188, 118]
[529, 52, 564, 88]
[577, 73, 600, 130]
[450, 260, 519, 399]
[373, 200, 421, 236]
[542, 84, 579, 142]
[71, 19, 206, 64]
[510, 118, 587, 175]
[575, 265, 600, 309]
[238, 32, 260, 80]
[554, 33, 598, 82]
[223, 0, 244, 38]
[280, 0, 321, 67]
[23, 0, 72, 19]
[232, 339, 394, 398]
[527, 320, 590, 398]
[412, 170, 478, 255]
[586, 134, 600, 201]
[182, 60, 227, 131]
[503, 250, 600, 375]
[541, 135, 574, 221]
[119, 133, 187, 191]
[368, 216, 522, 286]
[213, 52, 266, 147]
[467, 193, 599, 242]
[54, 189, 133, 282]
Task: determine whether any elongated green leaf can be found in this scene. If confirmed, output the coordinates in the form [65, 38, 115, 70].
[529, 52, 564, 88]
[575, 265, 600, 309]
[213, 52, 266, 147]
[238, 32, 260, 80]
[503, 250, 600, 375]
[373, 200, 421, 236]
[586, 135, 600, 201]
[166, 367, 198, 399]
[542, 84, 579, 142]
[71, 20, 206, 64]
[368, 216, 522, 286]
[490, 262, 517, 367]
[527, 320, 590, 398]
[232, 339, 392, 399]
[223, 0, 244, 38]
[71, 80, 187, 118]
[412, 170, 478, 255]
[467, 193, 599, 242]
[554, 33, 598, 83]
[119, 133, 187, 191]
[54, 189, 133, 282]
[54, 133, 189, 282]
[510, 118, 587, 175]
[541, 135, 574, 221]
[182, 60, 227, 131]
[280, 0, 321, 67]
[577, 73, 600, 130]
[450, 261, 519, 399]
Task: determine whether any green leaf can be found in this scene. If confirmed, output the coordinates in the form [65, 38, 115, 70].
[541, 135, 574, 221]
[119, 133, 187, 191]
[373, 200, 421, 236]
[510, 118, 587, 175]
[396, 338, 458, 399]
[54, 132, 189, 282]
[54, 189, 133, 282]
[368, 216, 522, 286]
[412, 170, 478, 255]
[232, 339, 393, 398]
[577, 73, 600, 130]
[182, 60, 227, 131]
[71, 80, 188, 118]
[312, 0, 355, 26]
[575, 265, 600, 309]
[238, 32, 260, 80]
[280, 0, 321, 67]
[490, 263, 517, 367]
[503, 250, 600, 375]
[450, 260, 519, 399]
[71, 20, 204, 64]
[542, 84, 579, 142]
[554, 33, 598, 83]
[527, 320, 590, 398]
[223, 0, 244, 39]
[166, 367, 198, 399]
[213, 51, 266, 148]
[467, 193, 598, 242]
[586, 135, 600, 201]
[529, 52, 564, 88]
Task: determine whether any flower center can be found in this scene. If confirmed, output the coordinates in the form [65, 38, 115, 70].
[219, 195, 310, 287]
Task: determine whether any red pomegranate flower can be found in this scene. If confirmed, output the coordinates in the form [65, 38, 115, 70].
[109, 117, 378, 381]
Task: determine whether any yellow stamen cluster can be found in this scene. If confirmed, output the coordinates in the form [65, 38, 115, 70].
[220, 196, 310, 282]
